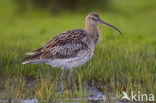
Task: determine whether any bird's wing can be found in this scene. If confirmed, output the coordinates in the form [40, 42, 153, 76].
[24, 29, 89, 61]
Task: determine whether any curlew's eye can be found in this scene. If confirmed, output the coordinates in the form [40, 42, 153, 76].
[92, 17, 98, 21]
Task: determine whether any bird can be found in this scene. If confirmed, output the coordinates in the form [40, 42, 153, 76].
[22, 12, 122, 93]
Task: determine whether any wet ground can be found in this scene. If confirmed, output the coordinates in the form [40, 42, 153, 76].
[0, 86, 124, 103]
[58, 86, 123, 103]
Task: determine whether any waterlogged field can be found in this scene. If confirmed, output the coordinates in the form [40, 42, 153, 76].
[0, 0, 156, 102]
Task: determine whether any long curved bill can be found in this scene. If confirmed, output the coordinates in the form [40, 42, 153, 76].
[99, 20, 122, 35]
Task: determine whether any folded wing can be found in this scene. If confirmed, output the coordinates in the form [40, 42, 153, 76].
[24, 29, 89, 61]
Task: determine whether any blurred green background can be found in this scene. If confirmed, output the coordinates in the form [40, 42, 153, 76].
[0, 0, 156, 102]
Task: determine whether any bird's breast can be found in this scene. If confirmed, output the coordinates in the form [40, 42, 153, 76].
[47, 46, 94, 69]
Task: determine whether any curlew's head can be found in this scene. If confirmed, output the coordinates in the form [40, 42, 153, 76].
[86, 12, 122, 34]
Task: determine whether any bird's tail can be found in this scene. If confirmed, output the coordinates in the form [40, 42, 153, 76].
[22, 52, 43, 64]
[22, 61, 31, 64]
[26, 47, 43, 55]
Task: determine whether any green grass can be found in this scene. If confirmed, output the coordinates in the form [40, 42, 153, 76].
[0, 0, 156, 102]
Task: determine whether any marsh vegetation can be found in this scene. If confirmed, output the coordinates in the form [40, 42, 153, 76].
[0, 0, 156, 102]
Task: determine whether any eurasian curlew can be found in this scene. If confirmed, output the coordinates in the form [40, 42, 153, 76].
[23, 12, 122, 93]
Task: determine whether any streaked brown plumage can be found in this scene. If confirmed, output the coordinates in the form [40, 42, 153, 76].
[25, 29, 89, 61]
[23, 12, 122, 93]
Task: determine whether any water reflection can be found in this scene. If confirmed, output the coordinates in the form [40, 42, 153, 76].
[0, 86, 124, 103]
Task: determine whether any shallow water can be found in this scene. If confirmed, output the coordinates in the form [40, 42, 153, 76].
[0, 98, 38, 103]
[0, 86, 124, 103]
[58, 86, 123, 103]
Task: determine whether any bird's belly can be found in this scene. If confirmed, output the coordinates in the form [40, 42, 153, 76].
[47, 47, 94, 69]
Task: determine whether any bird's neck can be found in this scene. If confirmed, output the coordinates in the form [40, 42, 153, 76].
[85, 23, 100, 45]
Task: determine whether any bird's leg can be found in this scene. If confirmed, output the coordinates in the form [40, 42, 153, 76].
[60, 69, 65, 93]
[68, 69, 73, 88]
